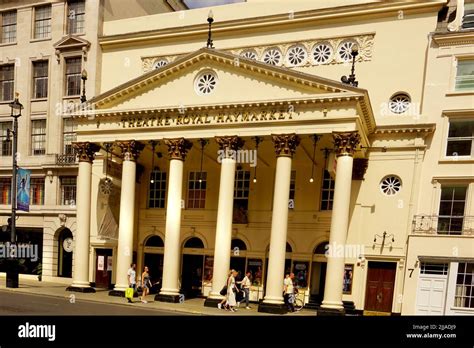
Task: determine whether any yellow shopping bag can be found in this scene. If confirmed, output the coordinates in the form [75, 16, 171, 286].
[125, 287, 134, 299]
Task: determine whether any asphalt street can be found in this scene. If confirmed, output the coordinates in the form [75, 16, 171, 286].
[0, 290, 187, 315]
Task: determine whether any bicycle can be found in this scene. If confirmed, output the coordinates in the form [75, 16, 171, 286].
[292, 287, 305, 312]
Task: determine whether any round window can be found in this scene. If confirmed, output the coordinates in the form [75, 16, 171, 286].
[262, 48, 283, 66]
[337, 40, 356, 62]
[152, 59, 168, 69]
[240, 50, 258, 60]
[380, 175, 402, 196]
[194, 70, 218, 96]
[286, 45, 308, 66]
[389, 93, 411, 114]
[312, 43, 333, 65]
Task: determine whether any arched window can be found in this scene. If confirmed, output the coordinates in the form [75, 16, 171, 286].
[145, 235, 164, 247]
[231, 239, 247, 251]
[314, 242, 329, 254]
[286, 243, 292, 253]
[184, 237, 204, 248]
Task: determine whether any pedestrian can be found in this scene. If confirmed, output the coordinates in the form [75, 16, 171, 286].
[126, 263, 136, 303]
[283, 272, 295, 312]
[218, 269, 231, 310]
[226, 269, 239, 312]
[141, 266, 152, 304]
[238, 271, 252, 309]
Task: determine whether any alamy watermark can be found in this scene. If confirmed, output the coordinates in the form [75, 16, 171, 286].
[217, 149, 257, 167]
[325, 242, 364, 259]
[0, 242, 39, 262]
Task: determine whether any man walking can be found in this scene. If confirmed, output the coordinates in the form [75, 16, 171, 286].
[127, 263, 137, 303]
[283, 273, 295, 312]
[239, 271, 252, 309]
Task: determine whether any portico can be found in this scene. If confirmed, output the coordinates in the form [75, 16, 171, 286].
[65, 48, 375, 314]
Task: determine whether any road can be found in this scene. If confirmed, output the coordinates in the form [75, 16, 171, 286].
[0, 290, 187, 315]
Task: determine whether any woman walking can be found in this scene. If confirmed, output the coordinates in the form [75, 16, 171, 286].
[226, 269, 239, 312]
[141, 266, 151, 303]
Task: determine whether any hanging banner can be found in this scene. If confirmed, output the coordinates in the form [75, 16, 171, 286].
[16, 168, 31, 212]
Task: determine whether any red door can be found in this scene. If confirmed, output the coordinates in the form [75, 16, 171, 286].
[95, 249, 113, 289]
[364, 262, 396, 313]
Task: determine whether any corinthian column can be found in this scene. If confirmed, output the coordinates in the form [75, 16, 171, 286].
[156, 138, 192, 303]
[67, 142, 100, 293]
[318, 131, 360, 315]
[259, 134, 300, 314]
[110, 140, 144, 295]
[204, 136, 244, 307]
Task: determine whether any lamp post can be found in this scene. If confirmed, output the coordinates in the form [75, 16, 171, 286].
[206, 10, 214, 49]
[340, 45, 359, 87]
[80, 69, 87, 103]
[6, 93, 23, 288]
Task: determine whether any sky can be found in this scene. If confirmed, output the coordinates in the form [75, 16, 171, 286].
[183, 0, 246, 9]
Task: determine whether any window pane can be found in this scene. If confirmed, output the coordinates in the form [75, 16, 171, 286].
[456, 61, 474, 91]
[2, 11, 17, 43]
[34, 5, 51, 39]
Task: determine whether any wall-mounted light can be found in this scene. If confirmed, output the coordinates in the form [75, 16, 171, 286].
[46, 170, 53, 184]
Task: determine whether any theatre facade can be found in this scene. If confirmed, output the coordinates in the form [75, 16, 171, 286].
[63, 0, 449, 314]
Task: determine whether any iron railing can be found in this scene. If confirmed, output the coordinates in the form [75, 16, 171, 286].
[55, 153, 77, 166]
[412, 215, 474, 235]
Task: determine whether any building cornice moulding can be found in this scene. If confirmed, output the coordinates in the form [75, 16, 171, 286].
[432, 31, 474, 47]
[442, 109, 474, 117]
[99, 1, 445, 47]
[373, 123, 436, 135]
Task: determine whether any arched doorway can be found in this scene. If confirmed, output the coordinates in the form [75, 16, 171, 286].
[143, 235, 164, 294]
[57, 228, 73, 278]
[181, 237, 205, 299]
[310, 241, 329, 304]
[230, 238, 247, 282]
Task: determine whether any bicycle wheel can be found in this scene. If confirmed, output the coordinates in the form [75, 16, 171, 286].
[294, 297, 304, 311]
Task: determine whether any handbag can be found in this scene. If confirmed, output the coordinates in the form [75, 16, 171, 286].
[219, 285, 227, 296]
[125, 287, 134, 299]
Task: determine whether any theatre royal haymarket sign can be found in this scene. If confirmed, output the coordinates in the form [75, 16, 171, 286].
[115, 109, 298, 129]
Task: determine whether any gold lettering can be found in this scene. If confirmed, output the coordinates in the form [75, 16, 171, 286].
[216, 113, 225, 123]
[204, 114, 211, 124]
[121, 118, 126, 128]
[269, 110, 276, 120]
[260, 111, 267, 121]
[176, 116, 183, 125]
[250, 112, 259, 122]
[165, 116, 171, 126]
[241, 112, 249, 122]
[193, 115, 202, 124]
[278, 111, 285, 120]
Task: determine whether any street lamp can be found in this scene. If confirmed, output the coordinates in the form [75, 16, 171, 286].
[340, 45, 359, 87]
[206, 10, 214, 49]
[6, 93, 23, 288]
[80, 69, 88, 103]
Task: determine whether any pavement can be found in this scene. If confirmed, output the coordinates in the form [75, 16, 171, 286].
[0, 276, 316, 316]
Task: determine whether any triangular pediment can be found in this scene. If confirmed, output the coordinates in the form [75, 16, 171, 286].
[90, 48, 366, 108]
[54, 35, 91, 51]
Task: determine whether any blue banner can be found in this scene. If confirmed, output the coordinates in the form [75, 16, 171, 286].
[17, 168, 31, 212]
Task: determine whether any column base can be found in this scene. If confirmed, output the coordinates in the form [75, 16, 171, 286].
[155, 293, 181, 303]
[317, 307, 346, 316]
[66, 285, 96, 293]
[258, 302, 288, 314]
[204, 297, 223, 308]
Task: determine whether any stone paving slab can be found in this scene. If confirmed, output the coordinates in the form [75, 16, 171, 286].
[0, 276, 316, 316]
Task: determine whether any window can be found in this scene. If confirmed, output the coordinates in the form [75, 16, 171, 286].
[455, 60, 474, 91]
[233, 170, 250, 224]
[1, 11, 16, 43]
[63, 118, 77, 155]
[455, 263, 474, 308]
[30, 178, 44, 205]
[446, 120, 474, 157]
[462, 1, 474, 29]
[0, 178, 11, 204]
[33, 61, 48, 99]
[438, 185, 467, 235]
[420, 262, 449, 275]
[148, 169, 166, 208]
[31, 120, 46, 156]
[60, 177, 76, 206]
[289, 170, 296, 209]
[380, 175, 402, 196]
[0, 64, 14, 101]
[34, 5, 51, 39]
[187, 171, 206, 209]
[65, 57, 81, 96]
[320, 170, 334, 210]
[0, 122, 12, 156]
[67, 0, 85, 35]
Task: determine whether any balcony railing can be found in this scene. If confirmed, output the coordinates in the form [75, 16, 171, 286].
[412, 215, 474, 235]
[55, 153, 78, 166]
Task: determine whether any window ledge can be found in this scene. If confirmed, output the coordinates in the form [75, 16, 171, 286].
[0, 42, 17, 47]
[446, 91, 474, 97]
[0, 100, 14, 105]
[30, 37, 52, 43]
[439, 158, 474, 164]
[450, 306, 474, 313]
[31, 98, 48, 102]
[62, 96, 81, 100]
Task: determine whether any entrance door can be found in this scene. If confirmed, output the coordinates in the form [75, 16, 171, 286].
[230, 257, 246, 281]
[181, 254, 204, 299]
[57, 228, 73, 278]
[310, 262, 326, 303]
[95, 249, 113, 289]
[415, 263, 449, 315]
[364, 262, 396, 313]
[144, 253, 164, 293]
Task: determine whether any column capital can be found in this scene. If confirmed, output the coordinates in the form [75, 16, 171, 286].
[73, 142, 100, 163]
[116, 140, 145, 162]
[215, 136, 245, 153]
[164, 138, 193, 161]
[272, 134, 300, 157]
[332, 131, 360, 157]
